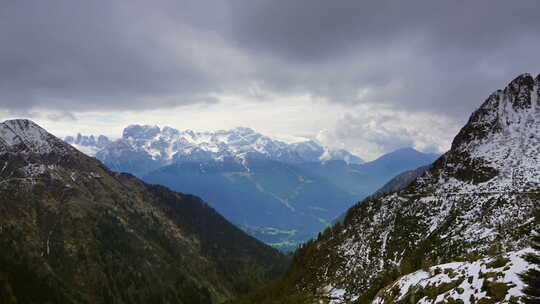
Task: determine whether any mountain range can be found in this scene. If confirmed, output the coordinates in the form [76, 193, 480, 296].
[232, 73, 540, 303]
[65, 127, 439, 250]
[68, 126, 364, 176]
[0, 119, 289, 304]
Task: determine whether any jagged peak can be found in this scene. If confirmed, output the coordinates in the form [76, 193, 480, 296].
[79, 124, 363, 165]
[451, 72, 539, 151]
[420, 72, 540, 186]
[507, 72, 534, 86]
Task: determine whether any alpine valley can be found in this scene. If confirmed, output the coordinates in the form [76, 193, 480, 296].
[0, 119, 289, 304]
[66, 127, 439, 250]
[231, 73, 540, 304]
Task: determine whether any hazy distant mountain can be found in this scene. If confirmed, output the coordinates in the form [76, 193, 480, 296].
[0, 119, 288, 304]
[295, 148, 440, 198]
[64, 133, 111, 156]
[235, 73, 540, 304]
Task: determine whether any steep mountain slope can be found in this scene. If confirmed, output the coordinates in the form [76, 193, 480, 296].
[85, 126, 363, 176]
[0, 119, 288, 304]
[232, 73, 540, 303]
[142, 150, 439, 251]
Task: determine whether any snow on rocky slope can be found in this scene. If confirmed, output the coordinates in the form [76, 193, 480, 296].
[0, 119, 65, 155]
[273, 74, 539, 303]
[372, 249, 535, 304]
[0, 119, 109, 187]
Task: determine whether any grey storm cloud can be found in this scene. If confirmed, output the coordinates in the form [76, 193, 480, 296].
[1, 0, 540, 118]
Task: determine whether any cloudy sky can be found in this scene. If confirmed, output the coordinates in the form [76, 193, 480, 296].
[1, 0, 539, 160]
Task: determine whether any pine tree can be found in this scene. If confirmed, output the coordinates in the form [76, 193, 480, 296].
[521, 216, 540, 304]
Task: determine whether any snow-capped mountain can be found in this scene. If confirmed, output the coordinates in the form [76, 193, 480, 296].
[246, 73, 540, 303]
[67, 125, 363, 176]
[423, 72, 540, 194]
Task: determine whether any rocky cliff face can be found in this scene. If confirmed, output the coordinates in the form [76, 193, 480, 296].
[0, 119, 288, 304]
[233, 74, 540, 304]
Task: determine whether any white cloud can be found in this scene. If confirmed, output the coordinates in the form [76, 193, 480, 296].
[315, 104, 462, 160]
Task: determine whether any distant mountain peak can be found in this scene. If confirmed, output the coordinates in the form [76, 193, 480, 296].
[65, 132, 112, 156]
[122, 124, 161, 139]
[379, 147, 421, 157]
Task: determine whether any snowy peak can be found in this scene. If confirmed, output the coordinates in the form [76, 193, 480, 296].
[0, 119, 61, 154]
[452, 73, 539, 151]
[423, 73, 540, 188]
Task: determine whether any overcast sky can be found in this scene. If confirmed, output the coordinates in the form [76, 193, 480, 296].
[1, 0, 539, 160]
